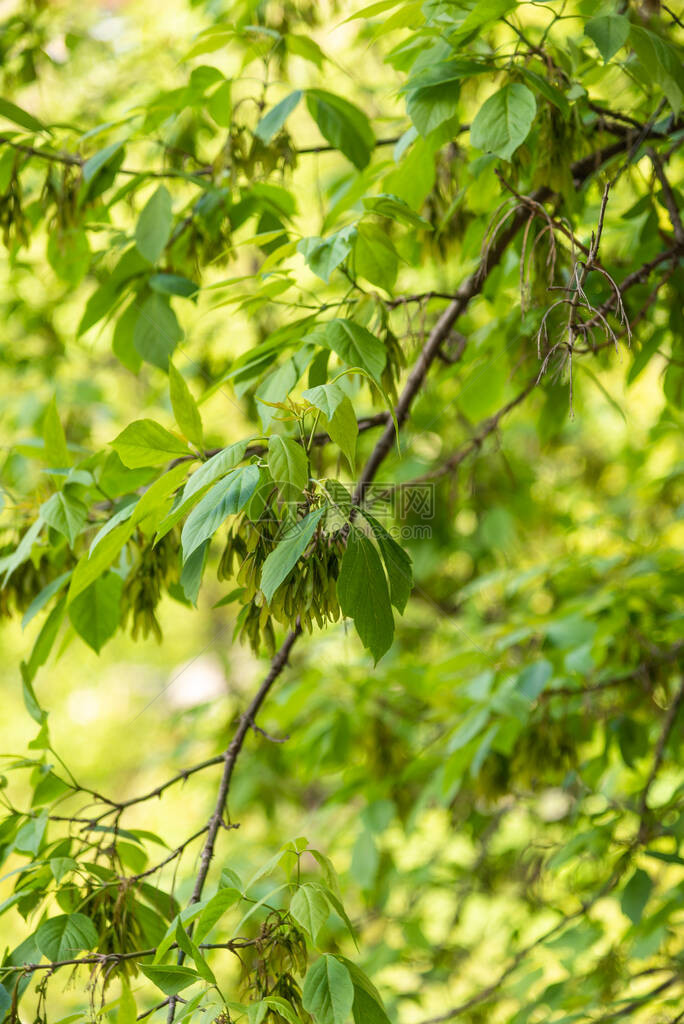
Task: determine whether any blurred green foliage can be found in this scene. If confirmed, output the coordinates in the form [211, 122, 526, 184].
[0, 0, 682, 1022]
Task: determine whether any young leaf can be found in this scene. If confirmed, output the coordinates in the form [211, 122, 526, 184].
[260, 507, 325, 604]
[302, 382, 348, 420]
[327, 396, 358, 473]
[39, 492, 87, 547]
[255, 90, 302, 142]
[135, 185, 173, 263]
[181, 465, 260, 560]
[111, 419, 189, 468]
[298, 226, 356, 283]
[302, 955, 354, 1024]
[68, 572, 124, 653]
[267, 436, 309, 501]
[290, 883, 330, 943]
[0, 98, 47, 133]
[337, 528, 394, 663]
[169, 363, 203, 446]
[305, 90, 375, 169]
[470, 83, 537, 161]
[35, 914, 98, 961]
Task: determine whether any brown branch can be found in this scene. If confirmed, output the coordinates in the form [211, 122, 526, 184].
[540, 644, 682, 699]
[592, 975, 682, 1023]
[648, 147, 684, 245]
[80, 754, 227, 827]
[638, 674, 684, 837]
[0, 938, 257, 977]
[167, 624, 302, 1021]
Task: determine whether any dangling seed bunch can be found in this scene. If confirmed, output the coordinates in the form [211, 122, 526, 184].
[217, 508, 345, 655]
[122, 529, 180, 642]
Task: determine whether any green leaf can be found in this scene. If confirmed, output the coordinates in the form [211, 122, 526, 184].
[39, 492, 87, 547]
[138, 963, 199, 996]
[337, 529, 394, 663]
[290, 883, 330, 943]
[111, 419, 189, 468]
[336, 958, 390, 1024]
[181, 465, 260, 561]
[68, 572, 123, 653]
[363, 513, 412, 613]
[407, 79, 460, 136]
[302, 955, 354, 1024]
[309, 319, 386, 384]
[519, 68, 570, 119]
[89, 498, 137, 555]
[131, 462, 190, 528]
[0, 983, 10, 1020]
[24, 596, 67, 682]
[35, 913, 98, 960]
[298, 226, 355, 283]
[180, 440, 250, 504]
[113, 302, 143, 373]
[305, 90, 375, 169]
[0, 97, 47, 133]
[169, 363, 203, 446]
[133, 293, 183, 371]
[470, 83, 537, 161]
[267, 436, 309, 501]
[362, 193, 430, 227]
[352, 223, 398, 291]
[263, 997, 300, 1024]
[630, 26, 684, 114]
[149, 273, 199, 299]
[585, 15, 630, 63]
[1, 519, 43, 585]
[327, 396, 358, 473]
[260, 507, 325, 604]
[135, 186, 173, 263]
[47, 225, 90, 286]
[180, 540, 208, 604]
[255, 90, 302, 142]
[43, 397, 70, 469]
[302, 383, 348, 420]
[456, 0, 515, 34]
[82, 140, 124, 182]
[621, 868, 653, 925]
[194, 887, 242, 943]
[21, 571, 71, 629]
[68, 521, 132, 602]
[116, 982, 137, 1024]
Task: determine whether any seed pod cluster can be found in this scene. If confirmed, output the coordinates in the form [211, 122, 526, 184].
[217, 512, 346, 655]
[0, 544, 68, 618]
[122, 530, 180, 642]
